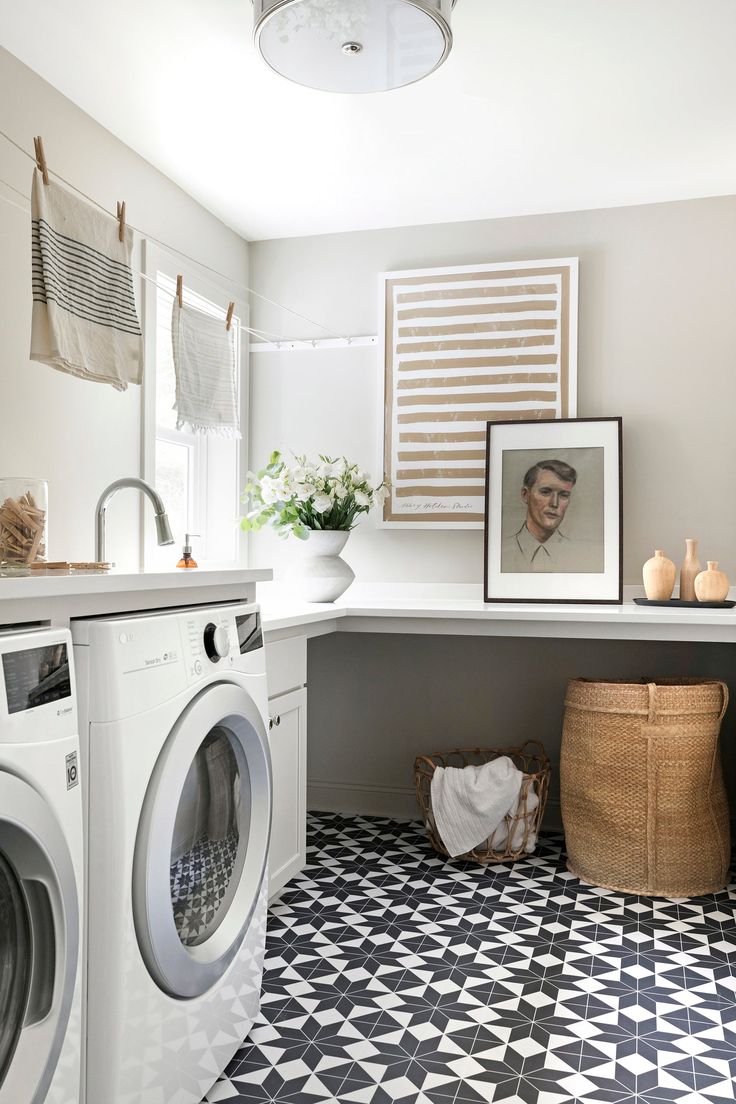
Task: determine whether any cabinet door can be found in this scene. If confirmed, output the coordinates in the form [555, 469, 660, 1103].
[267, 687, 307, 900]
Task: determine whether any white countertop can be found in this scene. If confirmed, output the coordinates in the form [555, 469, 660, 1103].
[2, 570, 735, 644]
[259, 583, 736, 644]
[0, 566, 272, 600]
[0, 566, 273, 626]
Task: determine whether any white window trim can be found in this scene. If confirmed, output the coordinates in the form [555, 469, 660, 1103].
[141, 240, 249, 568]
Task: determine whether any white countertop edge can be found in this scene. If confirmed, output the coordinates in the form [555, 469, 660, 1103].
[258, 582, 736, 637]
[0, 567, 273, 599]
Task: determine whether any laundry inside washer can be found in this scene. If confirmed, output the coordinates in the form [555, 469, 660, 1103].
[170, 726, 249, 946]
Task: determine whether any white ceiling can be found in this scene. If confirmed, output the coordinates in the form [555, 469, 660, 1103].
[1, 0, 735, 241]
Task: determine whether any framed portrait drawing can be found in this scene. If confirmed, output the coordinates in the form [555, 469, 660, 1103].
[379, 258, 579, 529]
[484, 417, 623, 604]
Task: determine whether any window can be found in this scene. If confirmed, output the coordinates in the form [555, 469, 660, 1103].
[143, 245, 246, 568]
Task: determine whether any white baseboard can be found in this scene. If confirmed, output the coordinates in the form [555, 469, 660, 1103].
[308, 779, 419, 821]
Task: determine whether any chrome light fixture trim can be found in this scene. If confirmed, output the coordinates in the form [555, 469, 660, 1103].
[252, 0, 456, 94]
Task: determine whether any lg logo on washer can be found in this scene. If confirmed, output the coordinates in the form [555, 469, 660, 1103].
[65, 750, 79, 789]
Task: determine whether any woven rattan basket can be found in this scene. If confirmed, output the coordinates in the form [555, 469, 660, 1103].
[415, 741, 550, 863]
[561, 677, 731, 897]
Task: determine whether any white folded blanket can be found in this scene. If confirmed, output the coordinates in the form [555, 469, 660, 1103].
[171, 300, 241, 437]
[30, 169, 143, 390]
[430, 756, 523, 858]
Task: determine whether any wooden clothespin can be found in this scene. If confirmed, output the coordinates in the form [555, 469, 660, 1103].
[225, 301, 235, 331]
[116, 201, 126, 242]
[33, 136, 49, 185]
[176, 275, 183, 307]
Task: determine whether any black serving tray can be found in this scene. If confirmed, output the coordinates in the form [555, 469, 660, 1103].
[633, 597, 736, 609]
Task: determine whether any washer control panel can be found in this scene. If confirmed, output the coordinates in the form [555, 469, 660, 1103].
[182, 603, 264, 683]
[73, 602, 265, 721]
[0, 627, 77, 739]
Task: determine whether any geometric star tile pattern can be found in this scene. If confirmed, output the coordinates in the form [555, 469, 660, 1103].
[171, 829, 239, 946]
[203, 811, 736, 1104]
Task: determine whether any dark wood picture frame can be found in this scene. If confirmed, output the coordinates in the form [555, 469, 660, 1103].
[484, 416, 623, 604]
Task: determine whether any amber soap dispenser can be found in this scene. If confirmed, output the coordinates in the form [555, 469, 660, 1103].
[177, 533, 199, 569]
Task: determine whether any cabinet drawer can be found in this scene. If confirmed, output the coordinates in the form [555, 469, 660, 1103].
[266, 634, 307, 698]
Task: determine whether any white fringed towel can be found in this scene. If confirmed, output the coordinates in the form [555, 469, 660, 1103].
[30, 169, 142, 390]
[431, 756, 523, 858]
[171, 300, 241, 437]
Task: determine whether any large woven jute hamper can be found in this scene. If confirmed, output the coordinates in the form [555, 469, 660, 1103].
[560, 678, 730, 897]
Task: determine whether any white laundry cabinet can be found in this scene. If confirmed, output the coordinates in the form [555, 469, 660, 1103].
[265, 634, 307, 900]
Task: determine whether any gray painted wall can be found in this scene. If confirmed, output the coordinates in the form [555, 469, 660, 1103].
[306, 633, 736, 830]
[251, 195, 736, 831]
[249, 195, 736, 587]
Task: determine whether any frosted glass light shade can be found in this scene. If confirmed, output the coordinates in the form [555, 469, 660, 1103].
[253, 0, 455, 94]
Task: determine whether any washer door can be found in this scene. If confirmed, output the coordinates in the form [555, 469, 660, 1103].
[0, 773, 79, 1104]
[133, 682, 272, 999]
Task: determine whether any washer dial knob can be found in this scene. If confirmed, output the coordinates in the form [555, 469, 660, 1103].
[203, 623, 230, 662]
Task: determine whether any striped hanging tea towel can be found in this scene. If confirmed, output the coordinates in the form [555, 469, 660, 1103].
[30, 170, 143, 390]
[171, 299, 240, 437]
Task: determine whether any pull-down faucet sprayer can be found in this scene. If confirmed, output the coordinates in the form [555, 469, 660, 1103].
[95, 478, 174, 563]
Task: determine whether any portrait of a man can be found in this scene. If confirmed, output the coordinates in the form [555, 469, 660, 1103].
[500, 448, 604, 575]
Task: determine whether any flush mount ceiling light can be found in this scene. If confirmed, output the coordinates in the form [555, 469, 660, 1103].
[252, 0, 457, 94]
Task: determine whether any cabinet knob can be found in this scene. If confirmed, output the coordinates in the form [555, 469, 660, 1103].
[274, 714, 281, 727]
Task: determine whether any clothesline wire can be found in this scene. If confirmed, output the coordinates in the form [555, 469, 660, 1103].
[137, 270, 286, 343]
[0, 174, 31, 207]
[0, 169, 289, 344]
[0, 188, 30, 218]
[0, 126, 348, 342]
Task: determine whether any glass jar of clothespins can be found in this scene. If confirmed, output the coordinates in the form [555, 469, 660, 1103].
[0, 478, 48, 572]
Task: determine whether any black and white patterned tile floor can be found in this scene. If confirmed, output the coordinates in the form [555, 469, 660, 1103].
[171, 829, 239, 945]
[204, 811, 736, 1104]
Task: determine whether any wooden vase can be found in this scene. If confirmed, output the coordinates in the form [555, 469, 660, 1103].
[642, 549, 676, 600]
[679, 538, 701, 602]
[694, 561, 730, 603]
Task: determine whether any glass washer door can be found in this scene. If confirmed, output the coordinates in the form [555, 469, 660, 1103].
[0, 770, 79, 1104]
[0, 852, 31, 1089]
[133, 682, 272, 1000]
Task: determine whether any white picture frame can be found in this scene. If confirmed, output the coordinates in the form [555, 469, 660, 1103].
[378, 258, 579, 529]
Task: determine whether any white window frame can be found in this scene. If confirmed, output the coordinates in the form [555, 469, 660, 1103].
[141, 241, 249, 568]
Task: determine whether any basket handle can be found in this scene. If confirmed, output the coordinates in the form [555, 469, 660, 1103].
[646, 681, 729, 724]
[520, 739, 549, 763]
[716, 681, 729, 723]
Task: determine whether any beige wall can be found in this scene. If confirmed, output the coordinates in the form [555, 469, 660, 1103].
[249, 196, 736, 585]
[0, 47, 249, 569]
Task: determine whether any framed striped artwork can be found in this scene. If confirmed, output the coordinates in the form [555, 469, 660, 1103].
[379, 258, 578, 528]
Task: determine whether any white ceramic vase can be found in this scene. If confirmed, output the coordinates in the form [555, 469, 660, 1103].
[286, 529, 355, 603]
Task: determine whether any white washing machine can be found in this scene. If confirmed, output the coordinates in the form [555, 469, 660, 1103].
[0, 626, 83, 1104]
[73, 602, 272, 1104]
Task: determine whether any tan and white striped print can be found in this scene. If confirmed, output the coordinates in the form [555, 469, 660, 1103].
[381, 259, 578, 526]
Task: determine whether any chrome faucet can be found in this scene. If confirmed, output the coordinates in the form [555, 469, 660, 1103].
[95, 478, 175, 563]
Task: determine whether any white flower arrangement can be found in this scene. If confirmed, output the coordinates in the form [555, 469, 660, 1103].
[241, 451, 389, 540]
